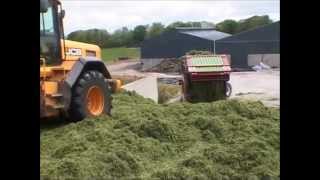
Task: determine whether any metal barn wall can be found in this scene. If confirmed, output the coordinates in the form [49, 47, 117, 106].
[141, 31, 213, 59]
[216, 41, 279, 68]
[248, 54, 280, 67]
[216, 22, 280, 69]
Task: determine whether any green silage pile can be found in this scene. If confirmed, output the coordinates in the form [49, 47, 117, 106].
[40, 91, 280, 180]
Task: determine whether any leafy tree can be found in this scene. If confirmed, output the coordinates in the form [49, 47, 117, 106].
[132, 25, 147, 44]
[107, 27, 133, 47]
[236, 15, 273, 33]
[66, 15, 275, 48]
[216, 20, 239, 34]
[67, 29, 110, 48]
[216, 15, 273, 34]
[146, 22, 165, 39]
[67, 30, 86, 42]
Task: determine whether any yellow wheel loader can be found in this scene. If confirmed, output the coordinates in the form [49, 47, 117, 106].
[40, 0, 121, 121]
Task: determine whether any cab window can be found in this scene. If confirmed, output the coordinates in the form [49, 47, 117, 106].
[40, 4, 61, 65]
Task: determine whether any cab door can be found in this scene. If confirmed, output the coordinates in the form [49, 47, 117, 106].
[40, 2, 61, 66]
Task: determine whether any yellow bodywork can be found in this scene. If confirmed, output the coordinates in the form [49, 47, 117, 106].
[62, 40, 102, 60]
[40, 0, 121, 119]
[40, 40, 103, 118]
[40, 40, 101, 76]
[40, 39, 122, 118]
[40, 39, 102, 92]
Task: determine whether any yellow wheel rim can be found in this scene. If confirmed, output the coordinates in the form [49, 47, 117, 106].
[86, 86, 104, 116]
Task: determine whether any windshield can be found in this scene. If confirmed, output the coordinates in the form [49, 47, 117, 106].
[40, 2, 61, 66]
[40, 7, 54, 35]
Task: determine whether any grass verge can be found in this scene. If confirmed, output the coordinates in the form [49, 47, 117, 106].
[102, 47, 140, 63]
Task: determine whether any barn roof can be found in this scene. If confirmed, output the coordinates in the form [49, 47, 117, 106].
[177, 29, 231, 41]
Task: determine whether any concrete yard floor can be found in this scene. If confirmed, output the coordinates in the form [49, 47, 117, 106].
[229, 70, 280, 108]
[108, 61, 280, 107]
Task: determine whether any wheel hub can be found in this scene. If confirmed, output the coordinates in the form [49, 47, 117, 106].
[86, 86, 104, 116]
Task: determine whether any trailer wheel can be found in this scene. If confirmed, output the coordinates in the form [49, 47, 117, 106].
[68, 71, 112, 122]
[225, 82, 232, 97]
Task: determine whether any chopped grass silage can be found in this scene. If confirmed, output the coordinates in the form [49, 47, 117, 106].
[158, 83, 181, 104]
[40, 91, 279, 180]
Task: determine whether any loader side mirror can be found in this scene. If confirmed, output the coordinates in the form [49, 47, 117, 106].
[59, 10, 65, 19]
[40, 0, 49, 13]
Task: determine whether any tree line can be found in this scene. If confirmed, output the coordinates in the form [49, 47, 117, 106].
[67, 15, 274, 48]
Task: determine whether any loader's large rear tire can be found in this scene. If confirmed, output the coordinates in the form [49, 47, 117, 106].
[68, 71, 112, 122]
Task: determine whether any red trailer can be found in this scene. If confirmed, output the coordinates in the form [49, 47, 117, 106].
[181, 55, 232, 102]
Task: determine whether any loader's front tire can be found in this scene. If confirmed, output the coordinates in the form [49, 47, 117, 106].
[68, 71, 112, 122]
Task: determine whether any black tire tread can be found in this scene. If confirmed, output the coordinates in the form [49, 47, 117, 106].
[68, 70, 112, 122]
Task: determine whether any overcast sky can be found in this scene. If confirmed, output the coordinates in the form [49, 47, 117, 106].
[61, 0, 280, 35]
